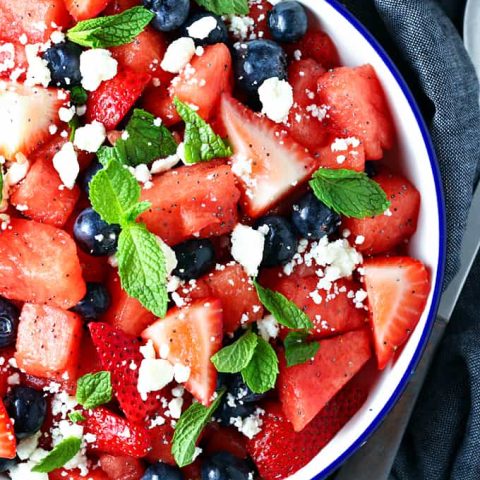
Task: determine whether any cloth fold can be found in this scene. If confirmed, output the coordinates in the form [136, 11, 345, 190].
[337, 0, 480, 478]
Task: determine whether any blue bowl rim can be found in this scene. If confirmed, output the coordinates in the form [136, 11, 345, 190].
[306, 1, 448, 479]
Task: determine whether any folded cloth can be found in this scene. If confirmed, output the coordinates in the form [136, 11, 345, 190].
[336, 0, 480, 479]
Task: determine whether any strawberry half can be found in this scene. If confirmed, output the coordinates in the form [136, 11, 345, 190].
[86, 68, 151, 130]
[89, 322, 164, 423]
[220, 94, 317, 218]
[363, 256, 430, 369]
[84, 407, 151, 458]
[142, 298, 223, 406]
[0, 398, 15, 459]
[0, 83, 68, 160]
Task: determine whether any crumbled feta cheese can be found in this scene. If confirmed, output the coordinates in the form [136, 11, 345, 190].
[231, 408, 264, 439]
[52, 142, 79, 189]
[137, 359, 175, 400]
[76, 104, 87, 117]
[187, 16, 217, 39]
[50, 30, 65, 44]
[80, 49, 118, 91]
[25, 44, 51, 88]
[159, 343, 170, 360]
[168, 397, 183, 419]
[226, 15, 255, 40]
[231, 154, 256, 199]
[331, 137, 361, 152]
[58, 106, 75, 123]
[231, 224, 265, 277]
[4, 160, 29, 186]
[161, 37, 196, 74]
[132, 163, 152, 184]
[173, 364, 191, 384]
[257, 315, 279, 341]
[150, 154, 180, 174]
[140, 340, 157, 360]
[9, 457, 49, 480]
[16, 431, 42, 460]
[258, 77, 294, 123]
[74, 121, 106, 153]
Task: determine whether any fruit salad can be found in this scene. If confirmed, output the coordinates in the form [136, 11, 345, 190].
[0, 0, 431, 479]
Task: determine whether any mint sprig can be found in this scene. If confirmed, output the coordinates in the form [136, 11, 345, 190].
[107, 109, 178, 167]
[211, 330, 258, 373]
[89, 159, 168, 317]
[241, 337, 279, 394]
[254, 281, 313, 330]
[67, 6, 154, 48]
[195, 0, 249, 15]
[70, 86, 88, 105]
[76, 371, 112, 409]
[174, 98, 232, 164]
[31, 437, 82, 473]
[309, 168, 390, 218]
[172, 390, 225, 467]
[68, 411, 86, 423]
[284, 331, 320, 367]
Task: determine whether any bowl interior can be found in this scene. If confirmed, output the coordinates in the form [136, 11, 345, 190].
[287, 1, 445, 479]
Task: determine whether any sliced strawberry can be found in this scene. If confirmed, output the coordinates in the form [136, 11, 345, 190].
[139, 161, 240, 246]
[313, 135, 366, 172]
[49, 468, 109, 480]
[0, 0, 71, 44]
[10, 146, 80, 228]
[183, 263, 263, 334]
[317, 64, 395, 160]
[99, 454, 145, 480]
[220, 94, 317, 218]
[286, 29, 340, 69]
[363, 256, 430, 370]
[0, 398, 15, 459]
[248, 380, 368, 480]
[146, 422, 176, 465]
[0, 219, 86, 308]
[15, 303, 83, 382]
[110, 27, 171, 85]
[262, 269, 367, 338]
[286, 58, 328, 152]
[102, 272, 155, 336]
[141, 83, 181, 126]
[86, 68, 151, 130]
[89, 322, 163, 423]
[342, 170, 420, 254]
[84, 407, 151, 458]
[142, 298, 223, 406]
[64, 0, 111, 20]
[0, 83, 68, 160]
[171, 43, 233, 121]
[278, 329, 371, 431]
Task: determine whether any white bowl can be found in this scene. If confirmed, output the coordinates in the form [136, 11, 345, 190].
[288, 1, 446, 479]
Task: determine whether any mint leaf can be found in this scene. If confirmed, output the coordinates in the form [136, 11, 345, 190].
[284, 331, 320, 367]
[89, 159, 142, 226]
[174, 98, 232, 164]
[254, 281, 313, 330]
[68, 411, 86, 423]
[68, 116, 80, 142]
[31, 437, 82, 473]
[309, 168, 390, 219]
[195, 0, 249, 15]
[70, 86, 88, 105]
[211, 330, 258, 373]
[117, 224, 168, 318]
[241, 337, 278, 394]
[172, 390, 225, 467]
[67, 6, 154, 48]
[96, 146, 121, 167]
[76, 371, 112, 409]
[114, 109, 177, 166]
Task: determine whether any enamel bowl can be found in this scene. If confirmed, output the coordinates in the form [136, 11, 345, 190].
[289, 1, 446, 479]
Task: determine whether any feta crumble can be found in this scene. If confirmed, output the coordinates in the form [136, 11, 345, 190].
[80, 49, 118, 91]
[258, 77, 294, 123]
[73, 121, 106, 153]
[137, 359, 175, 400]
[161, 37, 196, 74]
[52, 142, 79, 189]
[257, 315, 279, 341]
[187, 16, 217, 39]
[231, 224, 265, 277]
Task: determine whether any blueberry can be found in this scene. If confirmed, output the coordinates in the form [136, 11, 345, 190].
[181, 12, 228, 46]
[81, 160, 103, 195]
[43, 41, 83, 88]
[365, 161, 378, 178]
[291, 192, 340, 240]
[4, 386, 47, 439]
[142, 462, 183, 480]
[267, 1, 308, 43]
[254, 215, 298, 267]
[73, 208, 120, 257]
[228, 374, 266, 404]
[0, 458, 16, 472]
[201, 452, 253, 480]
[0, 298, 19, 348]
[173, 239, 215, 280]
[72, 282, 110, 321]
[143, 0, 190, 32]
[233, 40, 287, 95]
